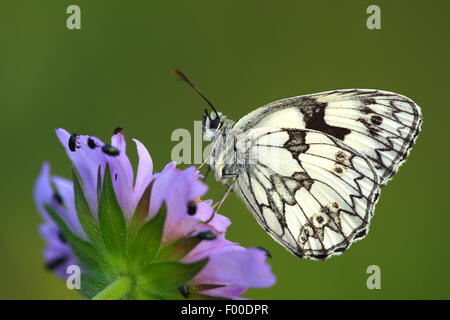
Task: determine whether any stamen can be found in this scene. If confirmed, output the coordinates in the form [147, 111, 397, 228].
[58, 231, 67, 243]
[187, 201, 197, 215]
[87, 138, 97, 149]
[102, 144, 120, 156]
[197, 231, 216, 240]
[178, 284, 190, 299]
[255, 247, 272, 259]
[45, 256, 67, 270]
[113, 127, 124, 135]
[68, 133, 79, 152]
[53, 192, 63, 205]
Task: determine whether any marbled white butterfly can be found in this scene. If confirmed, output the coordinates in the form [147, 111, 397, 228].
[174, 70, 422, 260]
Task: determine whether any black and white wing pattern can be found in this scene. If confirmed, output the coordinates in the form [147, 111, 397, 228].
[232, 89, 422, 185]
[234, 127, 382, 259]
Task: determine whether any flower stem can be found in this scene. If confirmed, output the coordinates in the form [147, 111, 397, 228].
[91, 276, 133, 300]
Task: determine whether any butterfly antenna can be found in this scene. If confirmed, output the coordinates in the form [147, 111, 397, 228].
[204, 108, 211, 121]
[171, 69, 220, 119]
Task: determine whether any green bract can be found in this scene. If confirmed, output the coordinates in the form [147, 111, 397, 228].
[45, 164, 208, 300]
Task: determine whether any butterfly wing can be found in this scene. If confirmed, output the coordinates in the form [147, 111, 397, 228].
[232, 89, 422, 185]
[233, 127, 382, 259]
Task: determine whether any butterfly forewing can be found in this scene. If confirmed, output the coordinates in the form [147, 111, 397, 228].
[232, 89, 422, 185]
[234, 128, 382, 259]
[207, 88, 422, 259]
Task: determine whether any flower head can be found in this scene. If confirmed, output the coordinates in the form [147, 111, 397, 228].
[33, 128, 275, 299]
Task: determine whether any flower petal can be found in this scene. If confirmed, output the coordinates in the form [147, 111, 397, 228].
[132, 138, 153, 211]
[180, 167, 208, 201]
[195, 201, 231, 233]
[161, 168, 209, 237]
[34, 163, 84, 238]
[33, 162, 54, 223]
[39, 223, 78, 279]
[200, 285, 248, 299]
[111, 132, 134, 189]
[103, 132, 135, 218]
[190, 247, 276, 288]
[148, 162, 178, 218]
[51, 175, 84, 237]
[182, 234, 238, 262]
[55, 128, 106, 213]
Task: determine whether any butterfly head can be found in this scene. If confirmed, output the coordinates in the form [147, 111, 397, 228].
[202, 109, 225, 140]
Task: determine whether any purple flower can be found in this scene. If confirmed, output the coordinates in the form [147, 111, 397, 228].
[33, 128, 275, 299]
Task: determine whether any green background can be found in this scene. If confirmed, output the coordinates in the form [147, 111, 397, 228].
[0, 0, 448, 299]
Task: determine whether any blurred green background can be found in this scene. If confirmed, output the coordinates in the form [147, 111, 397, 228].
[0, 0, 449, 299]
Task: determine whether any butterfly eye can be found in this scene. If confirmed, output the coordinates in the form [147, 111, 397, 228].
[209, 118, 221, 130]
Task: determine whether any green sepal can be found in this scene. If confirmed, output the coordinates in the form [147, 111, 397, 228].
[129, 204, 166, 271]
[91, 276, 133, 300]
[130, 287, 161, 300]
[81, 273, 110, 299]
[128, 180, 154, 243]
[136, 259, 208, 293]
[189, 284, 226, 292]
[72, 168, 103, 248]
[98, 164, 129, 273]
[96, 165, 102, 206]
[130, 284, 227, 300]
[185, 293, 228, 300]
[156, 236, 202, 261]
[44, 204, 108, 275]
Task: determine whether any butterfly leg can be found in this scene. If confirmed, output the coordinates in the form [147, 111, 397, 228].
[201, 165, 212, 182]
[197, 159, 207, 170]
[206, 177, 237, 223]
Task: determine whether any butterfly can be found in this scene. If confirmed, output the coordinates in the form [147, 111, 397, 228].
[173, 70, 422, 260]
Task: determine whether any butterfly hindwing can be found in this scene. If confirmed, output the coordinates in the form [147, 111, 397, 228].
[233, 127, 382, 259]
[232, 89, 422, 185]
